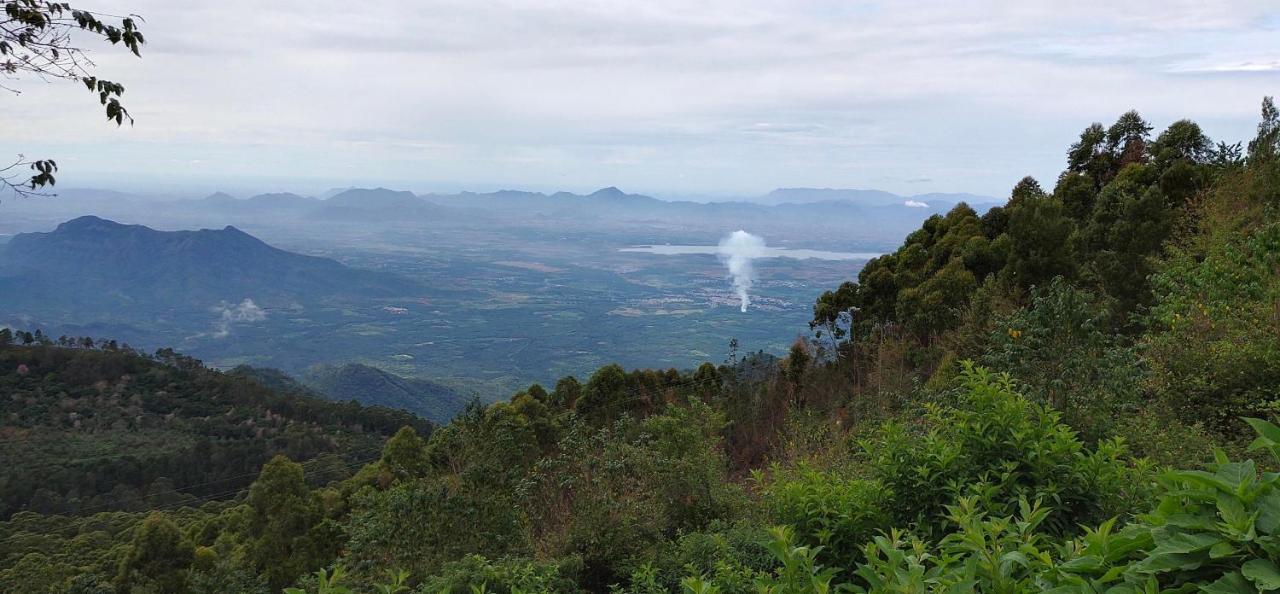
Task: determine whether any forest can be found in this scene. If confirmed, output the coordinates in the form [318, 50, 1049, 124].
[3, 100, 1280, 594]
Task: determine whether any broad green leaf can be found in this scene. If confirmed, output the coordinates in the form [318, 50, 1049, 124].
[1129, 551, 1206, 574]
[1152, 530, 1222, 554]
[1244, 418, 1280, 447]
[1258, 491, 1280, 535]
[1208, 541, 1238, 559]
[1201, 570, 1259, 594]
[1167, 470, 1236, 494]
[1243, 559, 1280, 591]
[1217, 491, 1252, 529]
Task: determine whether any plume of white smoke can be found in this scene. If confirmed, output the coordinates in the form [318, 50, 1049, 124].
[717, 230, 767, 312]
[211, 298, 266, 338]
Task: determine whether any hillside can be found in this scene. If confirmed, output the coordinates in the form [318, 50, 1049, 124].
[0, 216, 420, 311]
[303, 363, 473, 424]
[0, 343, 430, 519]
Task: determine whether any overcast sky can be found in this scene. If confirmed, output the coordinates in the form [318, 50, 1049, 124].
[4, 1, 1279, 199]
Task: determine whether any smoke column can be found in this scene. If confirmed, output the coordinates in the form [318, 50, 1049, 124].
[717, 230, 766, 312]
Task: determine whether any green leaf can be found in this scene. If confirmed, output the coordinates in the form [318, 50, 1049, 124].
[1258, 491, 1280, 535]
[1216, 491, 1252, 530]
[1201, 570, 1259, 594]
[1208, 541, 1238, 559]
[1152, 530, 1222, 554]
[1245, 418, 1280, 446]
[1129, 551, 1206, 574]
[1243, 559, 1280, 591]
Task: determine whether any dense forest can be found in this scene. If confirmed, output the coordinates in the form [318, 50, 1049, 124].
[4, 100, 1280, 594]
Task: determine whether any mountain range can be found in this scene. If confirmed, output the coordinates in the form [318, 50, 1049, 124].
[0, 215, 420, 311]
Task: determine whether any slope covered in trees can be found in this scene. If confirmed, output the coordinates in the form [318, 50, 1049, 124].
[3, 101, 1280, 594]
[0, 341, 429, 518]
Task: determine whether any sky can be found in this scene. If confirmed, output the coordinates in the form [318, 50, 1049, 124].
[3, 0, 1279, 199]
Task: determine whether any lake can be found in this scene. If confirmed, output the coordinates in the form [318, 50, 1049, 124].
[620, 244, 881, 261]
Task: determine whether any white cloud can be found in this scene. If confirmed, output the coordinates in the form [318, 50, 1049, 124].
[904, 200, 929, 208]
[2, 1, 1277, 197]
[211, 299, 266, 338]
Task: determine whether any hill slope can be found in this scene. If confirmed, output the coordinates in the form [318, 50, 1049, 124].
[304, 363, 473, 424]
[0, 343, 430, 518]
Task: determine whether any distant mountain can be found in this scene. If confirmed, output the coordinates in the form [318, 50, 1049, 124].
[201, 191, 237, 204]
[304, 363, 473, 423]
[244, 192, 320, 209]
[308, 187, 443, 221]
[756, 187, 998, 207]
[0, 216, 420, 311]
[760, 187, 904, 206]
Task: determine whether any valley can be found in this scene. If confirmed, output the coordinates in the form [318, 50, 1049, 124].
[0, 188, 934, 400]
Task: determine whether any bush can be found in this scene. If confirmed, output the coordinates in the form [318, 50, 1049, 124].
[863, 363, 1153, 538]
[415, 555, 583, 594]
[760, 467, 889, 570]
[688, 418, 1280, 594]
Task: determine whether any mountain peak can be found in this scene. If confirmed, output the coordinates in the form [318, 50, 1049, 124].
[202, 191, 237, 202]
[54, 215, 127, 233]
[589, 186, 626, 198]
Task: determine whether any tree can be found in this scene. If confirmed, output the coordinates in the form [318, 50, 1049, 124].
[242, 455, 334, 590]
[1106, 110, 1153, 167]
[2, 1, 145, 197]
[379, 426, 430, 483]
[1150, 119, 1212, 168]
[810, 280, 857, 341]
[1248, 96, 1280, 161]
[1004, 194, 1077, 289]
[783, 339, 811, 407]
[577, 363, 630, 424]
[116, 512, 194, 594]
[551, 375, 582, 409]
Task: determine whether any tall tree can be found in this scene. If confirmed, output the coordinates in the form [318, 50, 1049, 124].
[1, 1, 145, 197]
[116, 512, 194, 594]
[242, 455, 333, 590]
[1248, 96, 1280, 161]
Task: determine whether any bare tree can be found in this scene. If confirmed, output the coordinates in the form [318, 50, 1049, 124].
[2, 1, 144, 197]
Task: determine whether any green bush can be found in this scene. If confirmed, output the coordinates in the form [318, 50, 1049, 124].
[687, 417, 1280, 594]
[760, 467, 889, 570]
[863, 363, 1153, 538]
[415, 555, 582, 594]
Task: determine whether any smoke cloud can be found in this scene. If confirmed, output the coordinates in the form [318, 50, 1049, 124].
[211, 298, 266, 338]
[717, 230, 767, 312]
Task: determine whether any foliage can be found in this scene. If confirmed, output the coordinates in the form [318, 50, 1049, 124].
[863, 364, 1152, 538]
[415, 555, 582, 594]
[0, 344, 425, 517]
[760, 467, 889, 571]
[1, 0, 146, 196]
[242, 456, 339, 590]
[689, 418, 1280, 594]
[981, 277, 1144, 436]
[1144, 218, 1280, 433]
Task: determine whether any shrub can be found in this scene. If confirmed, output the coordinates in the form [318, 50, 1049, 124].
[863, 363, 1152, 538]
[415, 555, 582, 594]
[760, 467, 889, 570]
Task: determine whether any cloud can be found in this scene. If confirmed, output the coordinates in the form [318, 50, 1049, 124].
[904, 200, 930, 208]
[211, 298, 266, 338]
[3, 1, 1277, 197]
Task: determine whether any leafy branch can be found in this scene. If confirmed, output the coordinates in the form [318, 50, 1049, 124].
[1, 0, 145, 197]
